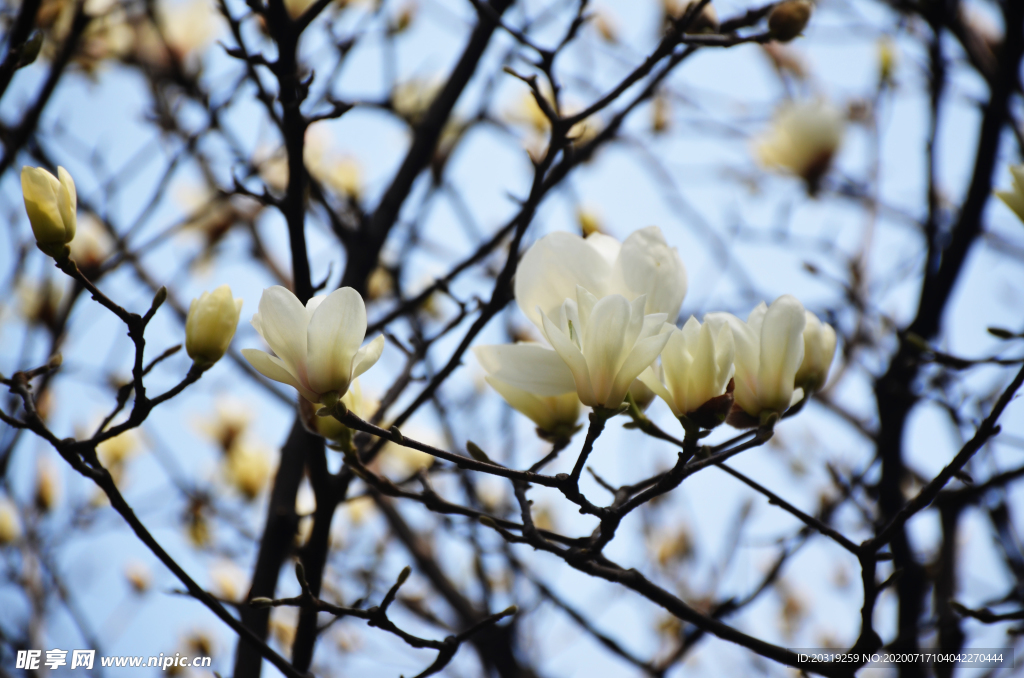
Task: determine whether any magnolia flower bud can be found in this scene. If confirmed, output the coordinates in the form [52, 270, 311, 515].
[22, 166, 77, 259]
[0, 498, 22, 545]
[768, 0, 813, 42]
[995, 164, 1024, 224]
[795, 311, 837, 392]
[242, 286, 384, 404]
[186, 285, 243, 367]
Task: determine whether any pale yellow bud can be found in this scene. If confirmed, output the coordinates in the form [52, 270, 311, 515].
[185, 285, 242, 367]
[0, 499, 22, 545]
[392, 76, 442, 125]
[652, 92, 671, 133]
[768, 0, 812, 42]
[576, 208, 603, 237]
[124, 561, 152, 594]
[34, 461, 59, 513]
[22, 166, 77, 258]
[996, 164, 1024, 224]
[97, 429, 138, 468]
[592, 10, 618, 43]
[878, 36, 897, 84]
[366, 266, 394, 301]
[390, 1, 416, 33]
[224, 444, 272, 501]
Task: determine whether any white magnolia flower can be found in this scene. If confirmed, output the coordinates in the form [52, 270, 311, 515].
[795, 310, 837, 392]
[515, 226, 688, 329]
[754, 99, 844, 193]
[481, 289, 673, 409]
[477, 227, 686, 411]
[639, 315, 735, 419]
[242, 286, 384, 404]
[710, 295, 807, 422]
[474, 347, 580, 436]
[996, 164, 1024, 223]
[186, 285, 243, 367]
[22, 166, 77, 258]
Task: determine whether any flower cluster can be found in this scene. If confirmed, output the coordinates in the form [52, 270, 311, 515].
[20, 166, 835, 441]
[476, 228, 837, 437]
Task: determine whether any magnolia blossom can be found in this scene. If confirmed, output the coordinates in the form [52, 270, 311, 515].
[242, 286, 384, 403]
[515, 227, 688, 327]
[185, 285, 243, 367]
[996, 164, 1024, 223]
[754, 99, 844, 193]
[22, 166, 77, 258]
[474, 346, 580, 437]
[485, 289, 673, 409]
[478, 228, 686, 410]
[795, 310, 837, 392]
[640, 315, 735, 420]
[712, 295, 807, 422]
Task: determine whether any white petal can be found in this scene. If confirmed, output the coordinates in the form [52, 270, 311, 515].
[638, 365, 680, 416]
[746, 302, 767, 335]
[254, 286, 310, 381]
[707, 312, 757, 415]
[713, 323, 736, 394]
[612, 226, 687, 319]
[514, 232, 612, 330]
[576, 285, 598, 330]
[608, 330, 673, 407]
[351, 334, 385, 380]
[542, 312, 597, 406]
[582, 295, 633, 405]
[306, 287, 367, 395]
[56, 167, 77, 241]
[757, 295, 806, 413]
[473, 343, 577, 396]
[242, 348, 318, 402]
[585, 232, 621, 265]
[305, 294, 327, 321]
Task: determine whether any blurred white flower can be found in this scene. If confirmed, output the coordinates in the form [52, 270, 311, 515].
[69, 214, 114, 270]
[754, 99, 844, 193]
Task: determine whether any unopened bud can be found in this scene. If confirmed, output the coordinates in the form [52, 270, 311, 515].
[768, 0, 812, 42]
[466, 441, 491, 463]
[185, 285, 242, 367]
